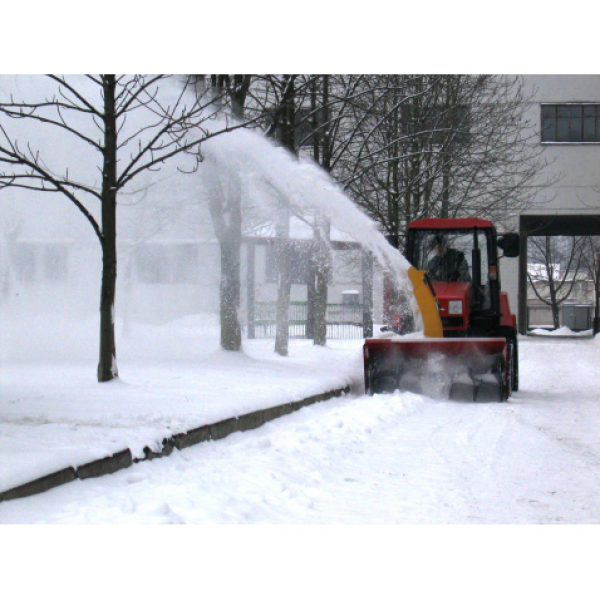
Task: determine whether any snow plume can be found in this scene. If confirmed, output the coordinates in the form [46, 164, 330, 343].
[198, 122, 414, 292]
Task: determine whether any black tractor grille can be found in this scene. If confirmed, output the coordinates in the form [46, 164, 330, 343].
[442, 317, 464, 328]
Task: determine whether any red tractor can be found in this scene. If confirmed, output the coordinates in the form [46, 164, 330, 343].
[364, 218, 520, 401]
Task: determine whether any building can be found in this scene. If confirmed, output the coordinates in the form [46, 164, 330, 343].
[0, 171, 377, 339]
[499, 75, 600, 333]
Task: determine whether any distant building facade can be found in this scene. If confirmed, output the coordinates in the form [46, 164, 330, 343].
[500, 75, 600, 332]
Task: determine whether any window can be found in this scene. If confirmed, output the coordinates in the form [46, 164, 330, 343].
[10, 243, 68, 284]
[12, 243, 36, 282]
[136, 244, 199, 284]
[342, 291, 360, 306]
[171, 244, 200, 283]
[541, 104, 600, 143]
[43, 244, 68, 282]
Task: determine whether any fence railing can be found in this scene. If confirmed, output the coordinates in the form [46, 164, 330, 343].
[253, 301, 365, 339]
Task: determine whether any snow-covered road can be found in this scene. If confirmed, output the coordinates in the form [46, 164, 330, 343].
[1, 336, 600, 524]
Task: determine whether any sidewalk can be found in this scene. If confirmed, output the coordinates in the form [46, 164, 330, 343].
[0, 335, 364, 501]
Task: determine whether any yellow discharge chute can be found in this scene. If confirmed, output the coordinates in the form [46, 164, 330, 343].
[408, 266, 443, 338]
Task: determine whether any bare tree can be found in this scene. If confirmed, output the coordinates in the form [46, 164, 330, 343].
[339, 75, 554, 248]
[528, 236, 587, 329]
[0, 74, 244, 381]
[306, 75, 332, 346]
[271, 75, 297, 356]
[190, 75, 253, 352]
[302, 75, 379, 345]
[249, 75, 371, 346]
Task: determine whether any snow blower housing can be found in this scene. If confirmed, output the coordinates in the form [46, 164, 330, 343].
[364, 218, 519, 401]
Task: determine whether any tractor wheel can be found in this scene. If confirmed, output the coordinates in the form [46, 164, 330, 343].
[508, 337, 519, 392]
[496, 354, 508, 402]
[500, 327, 519, 392]
[366, 363, 375, 396]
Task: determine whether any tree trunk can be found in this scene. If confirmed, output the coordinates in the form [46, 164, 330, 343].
[551, 299, 560, 329]
[208, 74, 249, 352]
[206, 163, 243, 352]
[545, 238, 560, 330]
[313, 221, 331, 346]
[306, 260, 316, 339]
[312, 76, 331, 347]
[362, 250, 374, 338]
[274, 75, 296, 356]
[313, 263, 329, 346]
[220, 233, 242, 350]
[274, 208, 292, 356]
[98, 75, 118, 382]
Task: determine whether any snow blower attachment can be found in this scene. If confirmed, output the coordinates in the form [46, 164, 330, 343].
[364, 218, 520, 402]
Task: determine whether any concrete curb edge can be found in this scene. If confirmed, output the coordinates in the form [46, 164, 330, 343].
[0, 385, 350, 504]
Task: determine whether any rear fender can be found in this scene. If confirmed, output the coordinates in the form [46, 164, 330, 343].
[499, 292, 517, 329]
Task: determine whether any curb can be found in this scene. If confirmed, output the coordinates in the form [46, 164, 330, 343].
[0, 385, 350, 504]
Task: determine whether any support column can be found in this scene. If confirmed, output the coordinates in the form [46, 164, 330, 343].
[246, 240, 256, 339]
[518, 224, 528, 335]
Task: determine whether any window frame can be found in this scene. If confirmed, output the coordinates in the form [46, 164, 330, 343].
[541, 103, 600, 144]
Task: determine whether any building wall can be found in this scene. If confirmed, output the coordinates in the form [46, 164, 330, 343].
[501, 75, 600, 324]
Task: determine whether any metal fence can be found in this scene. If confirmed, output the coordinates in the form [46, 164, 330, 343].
[253, 301, 364, 339]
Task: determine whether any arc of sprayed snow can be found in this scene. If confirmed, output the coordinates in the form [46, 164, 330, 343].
[201, 125, 414, 293]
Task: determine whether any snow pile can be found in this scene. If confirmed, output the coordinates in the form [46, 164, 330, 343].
[530, 326, 593, 337]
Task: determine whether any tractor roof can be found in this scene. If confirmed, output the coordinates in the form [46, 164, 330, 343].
[409, 217, 494, 230]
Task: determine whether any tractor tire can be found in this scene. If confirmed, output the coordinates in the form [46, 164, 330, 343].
[495, 354, 508, 402]
[500, 327, 519, 393]
[509, 337, 519, 392]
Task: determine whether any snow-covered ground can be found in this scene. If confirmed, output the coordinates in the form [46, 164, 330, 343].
[0, 317, 362, 493]
[2, 324, 600, 525]
[3, 325, 600, 599]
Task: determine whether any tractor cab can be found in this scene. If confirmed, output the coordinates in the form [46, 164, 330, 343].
[406, 218, 518, 338]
